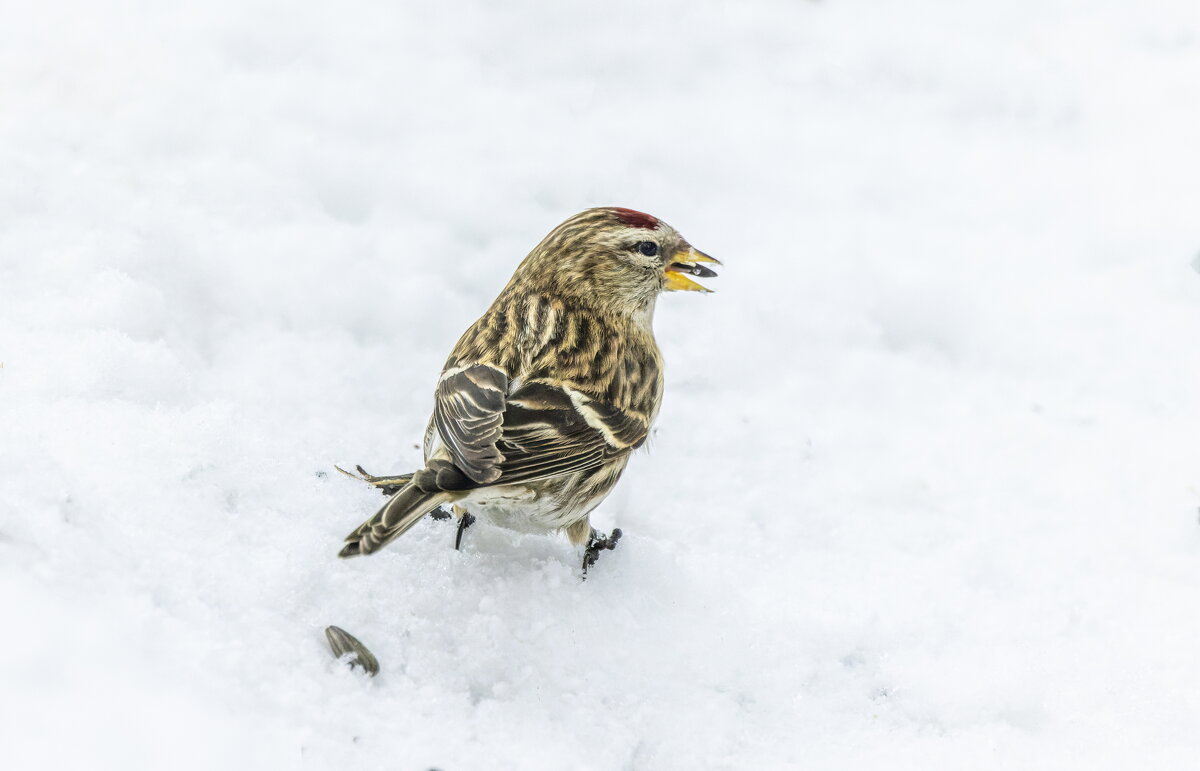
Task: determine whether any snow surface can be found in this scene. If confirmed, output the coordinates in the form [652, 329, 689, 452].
[3, 1, 1200, 768]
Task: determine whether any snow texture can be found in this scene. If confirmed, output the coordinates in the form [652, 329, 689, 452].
[3, 1, 1200, 769]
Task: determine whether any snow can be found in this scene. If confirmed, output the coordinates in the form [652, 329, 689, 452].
[3, 1, 1200, 768]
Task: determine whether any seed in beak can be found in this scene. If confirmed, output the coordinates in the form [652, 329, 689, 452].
[668, 262, 719, 278]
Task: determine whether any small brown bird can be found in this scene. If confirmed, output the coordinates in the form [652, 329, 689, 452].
[337, 207, 718, 571]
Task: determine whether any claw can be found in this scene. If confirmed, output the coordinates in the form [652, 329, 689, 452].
[582, 527, 623, 576]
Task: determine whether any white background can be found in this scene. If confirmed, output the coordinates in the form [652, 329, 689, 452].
[3, 1, 1199, 768]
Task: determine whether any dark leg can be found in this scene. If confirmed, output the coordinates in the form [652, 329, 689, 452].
[454, 512, 476, 551]
[582, 528, 623, 576]
[427, 505, 472, 549]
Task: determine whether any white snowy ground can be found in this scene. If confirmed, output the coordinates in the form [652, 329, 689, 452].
[3, 1, 1200, 768]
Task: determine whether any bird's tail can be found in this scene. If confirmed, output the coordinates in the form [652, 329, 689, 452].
[339, 483, 453, 558]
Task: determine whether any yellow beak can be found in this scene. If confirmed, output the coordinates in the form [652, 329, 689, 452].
[663, 247, 721, 292]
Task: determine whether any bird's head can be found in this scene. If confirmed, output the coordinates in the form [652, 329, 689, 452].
[510, 207, 720, 318]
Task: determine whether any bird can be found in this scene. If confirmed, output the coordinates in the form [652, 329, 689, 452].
[336, 206, 719, 572]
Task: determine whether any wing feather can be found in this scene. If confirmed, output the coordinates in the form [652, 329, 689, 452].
[495, 381, 648, 484]
[433, 364, 508, 484]
[431, 366, 649, 491]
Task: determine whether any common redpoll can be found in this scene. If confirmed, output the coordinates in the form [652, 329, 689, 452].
[337, 207, 719, 571]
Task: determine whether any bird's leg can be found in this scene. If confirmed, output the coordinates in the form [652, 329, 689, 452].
[453, 505, 476, 551]
[582, 527, 623, 576]
[334, 464, 413, 496]
[426, 504, 472, 548]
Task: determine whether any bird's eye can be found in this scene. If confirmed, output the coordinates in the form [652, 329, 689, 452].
[636, 241, 658, 257]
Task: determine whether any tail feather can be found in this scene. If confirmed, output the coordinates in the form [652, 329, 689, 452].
[340, 483, 453, 558]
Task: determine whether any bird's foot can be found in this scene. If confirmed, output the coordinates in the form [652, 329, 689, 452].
[334, 464, 412, 496]
[582, 528, 623, 576]
[454, 512, 476, 551]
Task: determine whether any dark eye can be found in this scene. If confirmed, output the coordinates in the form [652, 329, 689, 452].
[636, 241, 658, 257]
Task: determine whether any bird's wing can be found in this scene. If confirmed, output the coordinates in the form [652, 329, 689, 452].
[433, 365, 649, 488]
[496, 380, 649, 485]
[433, 364, 508, 484]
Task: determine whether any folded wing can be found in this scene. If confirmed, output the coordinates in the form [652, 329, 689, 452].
[432, 364, 649, 490]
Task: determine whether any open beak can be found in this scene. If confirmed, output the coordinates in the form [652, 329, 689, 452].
[663, 247, 721, 292]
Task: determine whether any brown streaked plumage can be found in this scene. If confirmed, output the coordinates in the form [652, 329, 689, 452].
[337, 207, 719, 570]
